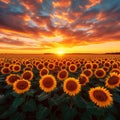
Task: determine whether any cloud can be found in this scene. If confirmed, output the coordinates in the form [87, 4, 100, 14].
[0, 0, 120, 52]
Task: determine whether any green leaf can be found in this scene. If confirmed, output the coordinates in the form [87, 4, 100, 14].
[0, 106, 17, 119]
[10, 112, 25, 120]
[22, 99, 36, 112]
[0, 95, 6, 104]
[81, 112, 92, 120]
[87, 102, 105, 116]
[62, 106, 77, 120]
[36, 92, 50, 102]
[10, 91, 20, 97]
[25, 89, 36, 97]
[36, 105, 50, 120]
[113, 93, 120, 103]
[49, 94, 69, 106]
[12, 97, 25, 109]
[73, 94, 87, 108]
[105, 114, 116, 120]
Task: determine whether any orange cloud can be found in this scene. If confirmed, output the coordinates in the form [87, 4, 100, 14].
[52, 0, 71, 8]
[0, 0, 10, 4]
[86, 0, 101, 9]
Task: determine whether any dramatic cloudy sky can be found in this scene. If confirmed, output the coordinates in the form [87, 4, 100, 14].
[0, 0, 120, 53]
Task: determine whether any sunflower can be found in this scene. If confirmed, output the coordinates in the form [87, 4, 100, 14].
[82, 69, 93, 78]
[44, 61, 48, 67]
[39, 75, 57, 92]
[9, 64, 14, 71]
[26, 64, 33, 69]
[23, 67, 32, 71]
[21, 70, 33, 81]
[112, 62, 118, 68]
[93, 63, 99, 69]
[6, 74, 20, 86]
[63, 77, 81, 96]
[1, 67, 11, 74]
[68, 64, 77, 73]
[36, 63, 44, 70]
[57, 69, 68, 81]
[13, 79, 31, 94]
[47, 63, 55, 70]
[78, 74, 89, 86]
[66, 61, 71, 67]
[85, 63, 93, 69]
[105, 72, 120, 89]
[89, 87, 113, 107]
[4, 63, 10, 67]
[110, 68, 120, 74]
[103, 67, 109, 72]
[104, 62, 111, 68]
[94, 68, 106, 78]
[39, 67, 49, 77]
[13, 64, 21, 72]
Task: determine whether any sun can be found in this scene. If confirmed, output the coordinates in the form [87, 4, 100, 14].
[56, 48, 65, 55]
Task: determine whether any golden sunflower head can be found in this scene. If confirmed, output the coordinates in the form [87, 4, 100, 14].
[93, 63, 99, 69]
[94, 68, 106, 78]
[44, 61, 48, 67]
[57, 69, 68, 81]
[39, 74, 57, 92]
[105, 72, 120, 89]
[63, 77, 81, 96]
[47, 63, 55, 70]
[21, 70, 34, 81]
[13, 64, 21, 72]
[85, 63, 93, 69]
[110, 68, 120, 74]
[37, 63, 44, 70]
[1, 67, 11, 74]
[82, 69, 93, 78]
[104, 62, 111, 68]
[68, 64, 77, 73]
[112, 62, 118, 68]
[4, 63, 10, 67]
[78, 74, 89, 86]
[39, 67, 49, 77]
[89, 87, 113, 108]
[13, 79, 31, 94]
[6, 74, 20, 86]
[23, 67, 32, 71]
[103, 67, 109, 72]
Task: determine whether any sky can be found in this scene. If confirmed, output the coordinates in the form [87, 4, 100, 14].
[0, 0, 120, 54]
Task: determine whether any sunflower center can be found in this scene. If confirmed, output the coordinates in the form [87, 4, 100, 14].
[86, 64, 91, 69]
[108, 76, 119, 85]
[84, 70, 91, 76]
[93, 64, 97, 69]
[9, 76, 19, 83]
[42, 77, 54, 88]
[49, 64, 53, 68]
[38, 64, 43, 69]
[16, 81, 28, 90]
[3, 68, 10, 73]
[96, 70, 104, 76]
[70, 66, 75, 70]
[105, 63, 110, 67]
[59, 71, 67, 78]
[41, 69, 47, 75]
[23, 72, 32, 80]
[93, 90, 108, 102]
[66, 80, 77, 91]
[79, 76, 86, 84]
[14, 66, 20, 70]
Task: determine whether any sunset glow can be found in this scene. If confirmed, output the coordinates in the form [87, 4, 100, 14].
[0, 0, 120, 53]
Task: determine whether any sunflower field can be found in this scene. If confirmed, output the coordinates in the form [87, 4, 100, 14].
[0, 54, 120, 120]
